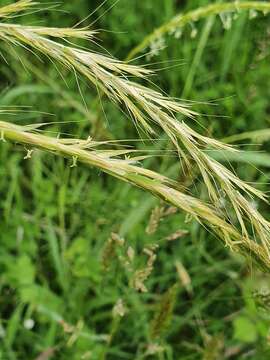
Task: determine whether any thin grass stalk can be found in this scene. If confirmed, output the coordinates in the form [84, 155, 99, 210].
[127, 1, 270, 60]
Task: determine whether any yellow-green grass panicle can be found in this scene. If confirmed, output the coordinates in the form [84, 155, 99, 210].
[0, 2, 270, 269]
[0, 119, 270, 272]
[0, 16, 267, 231]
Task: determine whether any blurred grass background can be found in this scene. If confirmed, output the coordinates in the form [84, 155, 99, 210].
[1, 0, 270, 359]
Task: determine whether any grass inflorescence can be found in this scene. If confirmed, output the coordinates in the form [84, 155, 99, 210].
[0, 1, 270, 270]
[0, 0, 270, 271]
[1, 119, 270, 271]
[2, 1, 270, 358]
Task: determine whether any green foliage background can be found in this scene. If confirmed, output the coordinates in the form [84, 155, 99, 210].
[0, 0, 270, 359]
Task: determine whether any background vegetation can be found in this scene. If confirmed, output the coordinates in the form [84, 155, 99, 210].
[1, 0, 270, 359]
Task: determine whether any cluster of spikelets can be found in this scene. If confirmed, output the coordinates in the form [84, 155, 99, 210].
[1, 0, 270, 271]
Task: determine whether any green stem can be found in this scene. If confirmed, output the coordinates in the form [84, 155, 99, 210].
[182, 16, 214, 98]
[127, 1, 270, 60]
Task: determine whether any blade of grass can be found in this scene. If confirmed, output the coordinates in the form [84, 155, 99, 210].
[182, 16, 214, 98]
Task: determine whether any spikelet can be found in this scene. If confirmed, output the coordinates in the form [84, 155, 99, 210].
[112, 299, 127, 318]
[166, 229, 188, 241]
[175, 260, 192, 294]
[101, 232, 124, 271]
[150, 284, 178, 339]
[146, 205, 178, 235]
[146, 206, 165, 235]
[0, 0, 38, 18]
[131, 245, 158, 292]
